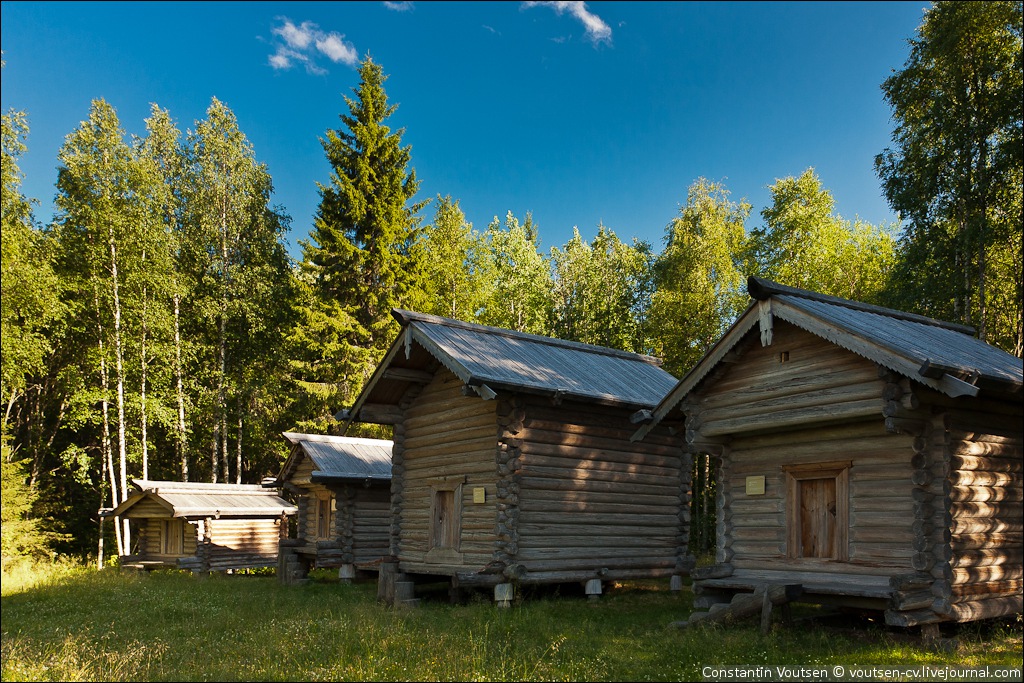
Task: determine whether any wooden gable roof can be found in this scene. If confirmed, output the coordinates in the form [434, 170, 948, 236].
[277, 433, 393, 484]
[106, 480, 297, 519]
[343, 309, 679, 426]
[633, 276, 1023, 441]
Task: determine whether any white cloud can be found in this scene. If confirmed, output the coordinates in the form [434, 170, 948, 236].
[268, 18, 358, 74]
[316, 33, 358, 65]
[273, 19, 317, 49]
[383, 1, 414, 11]
[522, 1, 612, 46]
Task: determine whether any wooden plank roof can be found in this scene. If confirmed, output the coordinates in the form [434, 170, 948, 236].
[633, 276, 1024, 441]
[105, 480, 297, 519]
[344, 309, 679, 425]
[278, 433, 393, 483]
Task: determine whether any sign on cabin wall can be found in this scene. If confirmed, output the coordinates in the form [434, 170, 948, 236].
[745, 475, 766, 496]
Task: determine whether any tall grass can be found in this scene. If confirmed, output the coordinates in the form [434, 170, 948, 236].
[2, 560, 1021, 681]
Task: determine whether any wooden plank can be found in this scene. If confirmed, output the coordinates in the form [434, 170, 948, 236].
[701, 382, 882, 424]
[519, 463, 680, 489]
[700, 398, 884, 438]
[519, 510, 680, 526]
[699, 365, 880, 411]
[521, 441, 684, 471]
[520, 494, 683, 513]
[731, 419, 891, 450]
[518, 475, 680, 498]
[521, 426, 682, 458]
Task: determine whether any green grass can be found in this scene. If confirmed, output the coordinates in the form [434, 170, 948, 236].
[2, 560, 1020, 681]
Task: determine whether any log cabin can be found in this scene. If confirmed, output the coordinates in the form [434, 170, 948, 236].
[632, 276, 1023, 629]
[274, 432, 392, 584]
[340, 309, 690, 605]
[105, 480, 296, 573]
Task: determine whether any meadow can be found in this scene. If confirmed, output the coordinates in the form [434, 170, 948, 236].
[1, 560, 1021, 682]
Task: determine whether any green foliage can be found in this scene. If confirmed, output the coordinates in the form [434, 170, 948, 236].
[746, 168, 897, 303]
[479, 211, 554, 334]
[876, 0, 1023, 355]
[549, 224, 654, 354]
[1, 100, 62, 422]
[650, 178, 750, 377]
[1, 437, 65, 567]
[2, 567, 1020, 681]
[293, 56, 426, 428]
[178, 98, 295, 482]
[417, 195, 492, 322]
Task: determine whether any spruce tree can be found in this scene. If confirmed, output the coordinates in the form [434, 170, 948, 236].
[293, 56, 426, 428]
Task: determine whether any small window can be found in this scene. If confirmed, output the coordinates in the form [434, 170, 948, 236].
[161, 519, 184, 555]
[784, 461, 850, 561]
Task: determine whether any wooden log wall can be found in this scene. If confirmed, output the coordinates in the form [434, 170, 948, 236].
[933, 393, 1023, 623]
[202, 517, 284, 571]
[137, 517, 198, 560]
[350, 485, 391, 566]
[689, 323, 886, 438]
[492, 395, 525, 578]
[290, 457, 331, 551]
[397, 370, 498, 574]
[691, 324, 917, 588]
[515, 399, 688, 580]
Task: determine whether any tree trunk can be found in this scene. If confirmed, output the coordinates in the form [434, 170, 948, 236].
[236, 415, 243, 484]
[109, 229, 131, 553]
[219, 196, 230, 484]
[94, 283, 122, 555]
[174, 288, 189, 481]
[140, 252, 149, 481]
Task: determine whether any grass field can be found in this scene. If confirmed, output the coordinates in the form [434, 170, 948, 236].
[2, 559, 1021, 681]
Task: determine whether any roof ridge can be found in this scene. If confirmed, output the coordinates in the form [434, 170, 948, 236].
[746, 276, 976, 335]
[392, 309, 664, 366]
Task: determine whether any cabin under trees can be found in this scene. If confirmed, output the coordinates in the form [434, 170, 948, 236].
[104, 480, 296, 573]
[633, 276, 1023, 631]
[274, 433, 392, 584]
[341, 309, 690, 606]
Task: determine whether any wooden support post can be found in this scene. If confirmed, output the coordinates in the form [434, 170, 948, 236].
[494, 582, 514, 608]
[759, 588, 773, 635]
[394, 581, 418, 608]
[585, 578, 602, 601]
[339, 564, 356, 583]
[378, 562, 398, 604]
[673, 584, 803, 629]
[670, 575, 684, 592]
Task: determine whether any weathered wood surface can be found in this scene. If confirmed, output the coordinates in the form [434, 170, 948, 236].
[515, 397, 687, 581]
[397, 371, 497, 573]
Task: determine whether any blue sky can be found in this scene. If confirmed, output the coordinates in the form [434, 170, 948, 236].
[2, 1, 928, 260]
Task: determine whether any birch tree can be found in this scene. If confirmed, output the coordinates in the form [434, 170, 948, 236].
[875, 0, 1023, 355]
[650, 178, 750, 377]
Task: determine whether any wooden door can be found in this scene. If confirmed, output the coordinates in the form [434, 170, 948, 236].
[799, 478, 837, 558]
[785, 461, 849, 561]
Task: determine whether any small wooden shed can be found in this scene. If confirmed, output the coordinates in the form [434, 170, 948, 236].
[633, 276, 1023, 628]
[107, 479, 296, 573]
[341, 309, 690, 605]
[274, 432, 392, 583]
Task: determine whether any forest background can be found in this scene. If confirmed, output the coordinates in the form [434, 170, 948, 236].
[2, 1, 1021, 564]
